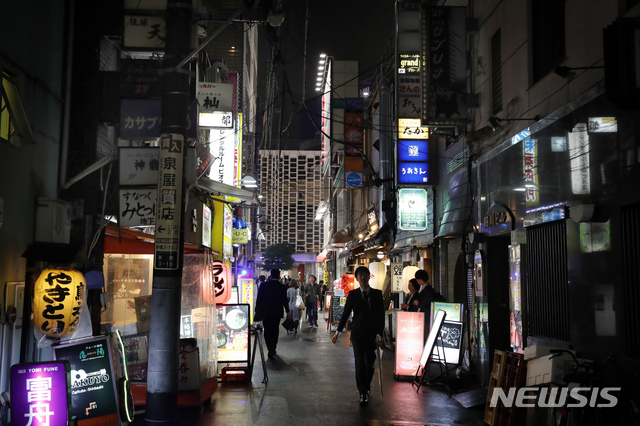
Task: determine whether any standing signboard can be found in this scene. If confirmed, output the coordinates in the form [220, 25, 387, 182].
[394, 311, 425, 377]
[155, 133, 184, 270]
[52, 336, 122, 425]
[216, 304, 250, 362]
[437, 321, 463, 365]
[10, 361, 71, 426]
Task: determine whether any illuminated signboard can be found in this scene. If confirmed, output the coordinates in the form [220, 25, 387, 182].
[398, 118, 429, 140]
[398, 162, 429, 184]
[216, 304, 250, 362]
[11, 361, 71, 426]
[395, 312, 425, 376]
[398, 53, 421, 74]
[52, 337, 121, 426]
[398, 188, 428, 231]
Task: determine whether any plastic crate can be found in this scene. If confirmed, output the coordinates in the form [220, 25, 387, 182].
[220, 366, 249, 382]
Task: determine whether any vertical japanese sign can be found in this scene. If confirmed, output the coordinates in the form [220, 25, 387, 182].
[523, 137, 539, 206]
[178, 339, 200, 391]
[422, 6, 468, 125]
[391, 263, 403, 293]
[239, 278, 254, 323]
[10, 361, 71, 426]
[155, 134, 184, 270]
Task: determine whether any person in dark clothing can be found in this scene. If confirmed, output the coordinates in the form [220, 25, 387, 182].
[415, 269, 437, 320]
[254, 268, 290, 358]
[332, 266, 385, 405]
[319, 280, 328, 311]
[401, 278, 421, 312]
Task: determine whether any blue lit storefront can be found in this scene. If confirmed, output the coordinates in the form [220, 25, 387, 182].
[469, 82, 640, 385]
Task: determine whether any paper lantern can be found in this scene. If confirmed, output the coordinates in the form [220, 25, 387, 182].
[341, 274, 355, 296]
[368, 262, 386, 290]
[402, 265, 419, 294]
[212, 261, 232, 305]
[34, 267, 86, 338]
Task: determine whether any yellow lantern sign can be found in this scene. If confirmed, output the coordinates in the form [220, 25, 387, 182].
[34, 268, 86, 338]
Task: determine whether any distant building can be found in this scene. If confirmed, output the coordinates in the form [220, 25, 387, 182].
[257, 150, 324, 257]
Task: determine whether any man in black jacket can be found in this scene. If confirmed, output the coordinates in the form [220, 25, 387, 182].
[254, 268, 290, 358]
[332, 266, 385, 405]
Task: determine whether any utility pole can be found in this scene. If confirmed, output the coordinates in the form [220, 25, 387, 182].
[146, 0, 192, 423]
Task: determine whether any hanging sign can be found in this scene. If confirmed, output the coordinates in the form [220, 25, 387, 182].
[398, 188, 428, 231]
[33, 268, 86, 338]
[119, 188, 156, 227]
[154, 134, 184, 270]
[10, 361, 71, 426]
[212, 262, 232, 305]
[391, 263, 403, 293]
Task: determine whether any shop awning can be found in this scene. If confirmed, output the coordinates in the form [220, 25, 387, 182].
[105, 223, 205, 254]
[196, 176, 257, 204]
[316, 249, 327, 263]
[436, 168, 474, 239]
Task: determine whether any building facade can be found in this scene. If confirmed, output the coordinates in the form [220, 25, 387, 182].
[257, 149, 324, 277]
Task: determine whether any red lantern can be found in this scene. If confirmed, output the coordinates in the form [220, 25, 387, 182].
[212, 261, 232, 305]
[341, 274, 355, 296]
[34, 267, 86, 338]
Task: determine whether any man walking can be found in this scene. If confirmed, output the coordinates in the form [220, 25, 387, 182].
[332, 266, 385, 405]
[302, 275, 321, 328]
[254, 268, 290, 358]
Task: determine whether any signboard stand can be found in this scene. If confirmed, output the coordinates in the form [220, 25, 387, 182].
[216, 304, 251, 383]
[412, 310, 453, 395]
[249, 324, 268, 384]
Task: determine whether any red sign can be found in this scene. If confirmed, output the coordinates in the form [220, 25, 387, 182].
[395, 311, 425, 376]
[212, 262, 231, 305]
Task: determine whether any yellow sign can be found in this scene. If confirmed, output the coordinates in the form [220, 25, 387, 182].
[398, 118, 429, 140]
[232, 229, 249, 244]
[34, 268, 86, 338]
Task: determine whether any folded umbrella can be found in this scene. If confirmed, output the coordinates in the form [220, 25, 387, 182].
[376, 334, 384, 398]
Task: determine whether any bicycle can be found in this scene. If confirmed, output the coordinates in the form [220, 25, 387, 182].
[549, 349, 640, 426]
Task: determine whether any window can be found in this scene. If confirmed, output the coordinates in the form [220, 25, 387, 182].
[531, 0, 565, 83]
[491, 29, 502, 115]
[1, 71, 34, 145]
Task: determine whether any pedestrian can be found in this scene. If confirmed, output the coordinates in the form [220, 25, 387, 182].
[302, 274, 321, 328]
[415, 269, 445, 322]
[319, 280, 328, 311]
[254, 268, 290, 359]
[286, 279, 302, 333]
[400, 278, 420, 312]
[332, 266, 385, 405]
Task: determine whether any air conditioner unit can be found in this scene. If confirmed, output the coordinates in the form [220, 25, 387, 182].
[35, 198, 71, 244]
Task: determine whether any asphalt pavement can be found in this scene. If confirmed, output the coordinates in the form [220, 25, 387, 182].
[132, 312, 486, 426]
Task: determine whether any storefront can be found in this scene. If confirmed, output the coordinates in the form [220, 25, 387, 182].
[102, 224, 219, 406]
[471, 82, 640, 365]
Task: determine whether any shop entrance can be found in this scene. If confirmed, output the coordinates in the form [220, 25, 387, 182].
[482, 235, 511, 384]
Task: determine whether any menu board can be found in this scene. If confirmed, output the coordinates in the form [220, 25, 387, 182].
[52, 337, 121, 426]
[437, 321, 463, 364]
[216, 304, 250, 362]
[331, 295, 345, 324]
[395, 311, 425, 376]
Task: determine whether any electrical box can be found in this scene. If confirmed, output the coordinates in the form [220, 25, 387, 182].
[35, 198, 71, 244]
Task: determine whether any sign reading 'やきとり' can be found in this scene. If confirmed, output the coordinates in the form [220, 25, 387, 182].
[33, 268, 86, 338]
